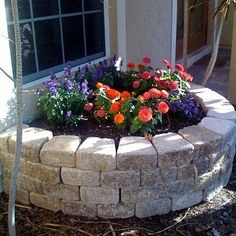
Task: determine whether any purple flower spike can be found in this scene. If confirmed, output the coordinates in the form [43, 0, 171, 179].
[65, 80, 73, 91]
[66, 110, 72, 118]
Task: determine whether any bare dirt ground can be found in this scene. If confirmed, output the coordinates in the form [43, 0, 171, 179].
[0, 156, 235, 236]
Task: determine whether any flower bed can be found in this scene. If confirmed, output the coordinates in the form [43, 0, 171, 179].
[0, 83, 236, 218]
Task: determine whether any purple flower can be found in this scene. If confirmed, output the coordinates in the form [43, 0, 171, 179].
[50, 72, 57, 80]
[64, 64, 71, 77]
[65, 80, 73, 91]
[66, 110, 72, 118]
[49, 86, 57, 97]
[81, 79, 90, 96]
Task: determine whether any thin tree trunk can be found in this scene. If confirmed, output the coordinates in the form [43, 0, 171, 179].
[8, 0, 23, 235]
[201, 10, 225, 86]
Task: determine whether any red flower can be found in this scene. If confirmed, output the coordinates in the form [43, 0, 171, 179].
[121, 91, 132, 100]
[161, 90, 169, 99]
[127, 62, 135, 70]
[143, 57, 151, 64]
[157, 102, 169, 114]
[114, 113, 125, 124]
[84, 103, 93, 111]
[149, 88, 161, 98]
[143, 91, 151, 100]
[168, 81, 179, 90]
[133, 80, 140, 89]
[175, 64, 185, 72]
[163, 59, 173, 70]
[141, 71, 151, 80]
[106, 89, 120, 100]
[180, 71, 193, 81]
[138, 107, 153, 123]
[159, 80, 169, 87]
[153, 76, 160, 84]
[138, 64, 145, 69]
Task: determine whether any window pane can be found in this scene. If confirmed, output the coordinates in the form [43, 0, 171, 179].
[84, 0, 103, 11]
[85, 13, 105, 56]
[60, 0, 82, 14]
[35, 19, 63, 70]
[5, 0, 31, 21]
[8, 23, 37, 76]
[62, 16, 84, 61]
[32, 0, 58, 17]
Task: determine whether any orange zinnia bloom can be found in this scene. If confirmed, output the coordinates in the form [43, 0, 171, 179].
[149, 88, 161, 98]
[106, 89, 120, 100]
[110, 101, 121, 113]
[157, 102, 169, 114]
[121, 91, 131, 100]
[161, 90, 169, 99]
[96, 82, 103, 89]
[138, 107, 153, 123]
[114, 113, 125, 124]
[143, 91, 151, 100]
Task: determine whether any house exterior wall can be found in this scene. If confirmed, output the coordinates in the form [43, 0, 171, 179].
[0, 1, 15, 133]
[220, 4, 234, 48]
[228, 9, 236, 105]
[124, 0, 173, 68]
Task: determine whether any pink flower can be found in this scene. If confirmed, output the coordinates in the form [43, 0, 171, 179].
[133, 80, 140, 89]
[143, 91, 151, 100]
[141, 71, 151, 80]
[96, 109, 106, 118]
[84, 103, 93, 111]
[163, 59, 173, 70]
[168, 81, 179, 90]
[159, 80, 169, 87]
[149, 88, 161, 98]
[143, 57, 151, 64]
[157, 102, 169, 113]
[175, 64, 185, 72]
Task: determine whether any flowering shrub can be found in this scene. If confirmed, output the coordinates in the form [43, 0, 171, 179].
[38, 56, 202, 135]
[83, 57, 199, 135]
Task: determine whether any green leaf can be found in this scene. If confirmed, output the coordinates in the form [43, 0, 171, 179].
[130, 117, 142, 133]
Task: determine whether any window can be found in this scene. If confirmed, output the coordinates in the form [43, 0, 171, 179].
[5, 0, 107, 84]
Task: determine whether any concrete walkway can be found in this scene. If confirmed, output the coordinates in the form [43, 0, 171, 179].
[188, 49, 231, 98]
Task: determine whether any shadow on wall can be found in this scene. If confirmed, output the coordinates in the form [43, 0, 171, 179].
[0, 96, 16, 133]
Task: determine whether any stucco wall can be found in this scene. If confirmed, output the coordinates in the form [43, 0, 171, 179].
[0, 1, 15, 133]
[220, 4, 234, 48]
[228, 9, 236, 105]
[125, 0, 173, 67]
[109, 0, 118, 56]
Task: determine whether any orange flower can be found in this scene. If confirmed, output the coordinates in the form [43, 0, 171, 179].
[161, 90, 169, 99]
[149, 88, 161, 98]
[137, 95, 145, 103]
[127, 62, 135, 70]
[157, 102, 169, 113]
[138, 107, 153, 123]
[121, 91, 131, 100]
[114, 113, 125, 124]
[96, 82, 103, 89]
[106, 89, 120, 100]
[110, 101, 121, 113]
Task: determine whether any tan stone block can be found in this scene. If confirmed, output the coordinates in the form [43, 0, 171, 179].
[153, 133, 194, 167]
[80, 187, 119, 204]
[177, 164, 196, 180]
[30, 192, 61, 211]
[117, 137, 157, 170]
[61, 168, 100, 187]
[101, 170, 140, 188]
[24, 162, 60, 184]
[121, 187, 159, 204]
[61, 200, 97, 217]
[8, 127, 53, 162]
[179, 125, 223, 155]
[43, 184, 80, 201]
[98, 203, 134, 218]
[40, 135, 80, 167]
[76, 137, 116, 171]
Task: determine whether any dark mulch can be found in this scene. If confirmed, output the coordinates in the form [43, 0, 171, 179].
[0, 157, 235, 236]
[29, 112, 204, 146]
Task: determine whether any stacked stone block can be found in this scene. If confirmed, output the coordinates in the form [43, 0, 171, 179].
[0, 84, 235, 218]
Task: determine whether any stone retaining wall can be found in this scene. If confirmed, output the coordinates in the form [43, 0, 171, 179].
[0, 84, 236, 218]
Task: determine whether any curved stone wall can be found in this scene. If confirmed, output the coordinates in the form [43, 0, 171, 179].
[0, 84, 235, 218]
